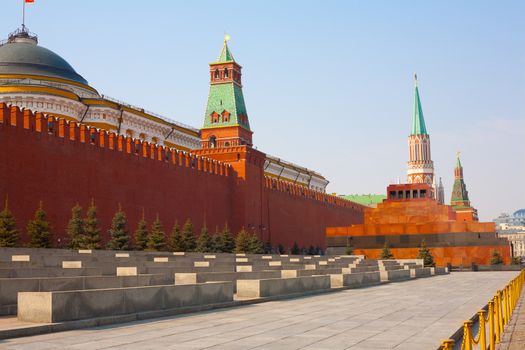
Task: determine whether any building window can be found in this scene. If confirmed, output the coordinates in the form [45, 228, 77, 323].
[209, 136, 217, 148]
[222, 110, 230, 122]
[214, 69, 220, 79]
[224, 68, 229, 78]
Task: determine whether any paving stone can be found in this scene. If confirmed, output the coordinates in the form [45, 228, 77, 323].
[1, 272, 520, 350]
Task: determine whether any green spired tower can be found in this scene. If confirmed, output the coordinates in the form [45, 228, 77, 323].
[451, 154, 470, 208]
[200, 35, 253, 149]
[450, 153, 478, 220]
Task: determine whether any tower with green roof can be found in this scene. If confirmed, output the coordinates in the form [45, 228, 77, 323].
[451, 154, 470, 207]
[450, 153, 478, 220]
[200, 36, 253, 149]
[407, 74, 435, 187]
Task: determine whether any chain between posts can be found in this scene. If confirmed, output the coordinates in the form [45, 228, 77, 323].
[440, 270, 524, 350]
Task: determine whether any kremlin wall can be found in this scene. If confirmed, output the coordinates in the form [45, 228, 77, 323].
[0, 104, 364, 249]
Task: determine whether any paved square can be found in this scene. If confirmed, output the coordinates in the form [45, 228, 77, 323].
[0, 272, 518, 350]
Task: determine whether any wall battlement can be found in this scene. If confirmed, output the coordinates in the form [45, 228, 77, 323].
[264, 177, 364, 211]
[0, 103, 232, 178]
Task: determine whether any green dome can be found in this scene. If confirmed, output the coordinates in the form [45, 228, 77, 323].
[0, 38, 88, 86]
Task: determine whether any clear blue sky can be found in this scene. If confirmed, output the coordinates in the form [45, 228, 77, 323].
[3, 1, 524, 221]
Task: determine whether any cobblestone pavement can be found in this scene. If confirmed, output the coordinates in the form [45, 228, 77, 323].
[0, 272, 518, 350]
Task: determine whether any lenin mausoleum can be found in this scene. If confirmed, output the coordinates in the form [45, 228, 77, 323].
[0, 26, 510, 264]
[326, 77, 511, 266]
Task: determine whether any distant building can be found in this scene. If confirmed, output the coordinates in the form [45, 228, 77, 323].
[494, 210, 525, 230]
[498, 231, 525, 258]
[494, 210, 525, 258]
[338, 194, 386, 208]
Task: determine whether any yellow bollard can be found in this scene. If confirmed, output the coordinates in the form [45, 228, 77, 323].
[478, 309, 487, 350]
[463, 320, 473, 350]
[489, 301, 495, 350]
[495, 293, 501, 343]
[441, 339, 454, 350]
[503, 287, 509, 326]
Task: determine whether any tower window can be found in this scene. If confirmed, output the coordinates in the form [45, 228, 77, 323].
[224, 68, 229, 78]
[214, 69, 219, 79]
[208, 136, 217, 148]
[222, 110, 230, 122]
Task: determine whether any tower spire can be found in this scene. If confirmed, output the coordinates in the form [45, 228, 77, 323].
[217, 34, 234, 63]
[411, 74, 427, 135]
[406, 75, 434, 185]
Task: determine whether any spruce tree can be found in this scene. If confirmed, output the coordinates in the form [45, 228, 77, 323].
[416, 239, 435, 267]
[106, 204, 129, 250]
[180, 219, 196, 252]
[167, 221, 183, 252]
[307, 245, 316, 255]
[196, 224, 214, 253]
[211, 226, 221, 253]
[291, 241, 300, 255]
[345, 242, 354, 255]
[83, 199, 101, 250]
[264, 240, 272, 254]
[134, 210, 148, 250]
[27, 201, 53, 248]
[490, 250, 504, 265]
[146, 214, 166, 251]
[247, 233, 264, 254]
[216, 223, 235, 253]
[0, 197, 18, 247]
[66, 204, 84, 249]
[379, 242, 394, 260]
[278, 244, 285, 254]
[234, 228, 251, 253]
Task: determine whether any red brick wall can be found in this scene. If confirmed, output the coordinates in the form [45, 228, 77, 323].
[0, 104, 364, 249]
[265, 185, 365, 249]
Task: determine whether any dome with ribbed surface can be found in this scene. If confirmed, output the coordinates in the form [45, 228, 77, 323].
[513, 209, 525, 218]
[0, 35, 88, 85]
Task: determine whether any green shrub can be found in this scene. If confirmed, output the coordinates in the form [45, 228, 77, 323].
[106, 204, 130, 250]
[28, 201, 53, 248]
[0, 197, 18, 247]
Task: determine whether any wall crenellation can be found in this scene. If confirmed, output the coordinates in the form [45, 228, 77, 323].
[264, 177, 364, 212]
[0, 103, 232, 178]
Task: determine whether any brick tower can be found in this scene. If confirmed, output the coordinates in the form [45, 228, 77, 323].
[193, 36, 266, 237]
[407, 75, 434, 186]
[451, 154, 478, 221]
[200, 36, 252, 149]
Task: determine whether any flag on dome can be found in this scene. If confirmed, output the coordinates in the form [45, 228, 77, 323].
[25, 0, 35, 3]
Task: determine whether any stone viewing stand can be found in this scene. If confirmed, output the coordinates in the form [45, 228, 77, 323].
[0, 247, 448, 339]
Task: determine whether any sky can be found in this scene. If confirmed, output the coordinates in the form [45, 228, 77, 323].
[2, 1, 523, 221]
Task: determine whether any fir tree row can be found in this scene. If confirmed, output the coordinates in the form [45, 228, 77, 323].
[0, 199, 268, 253]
